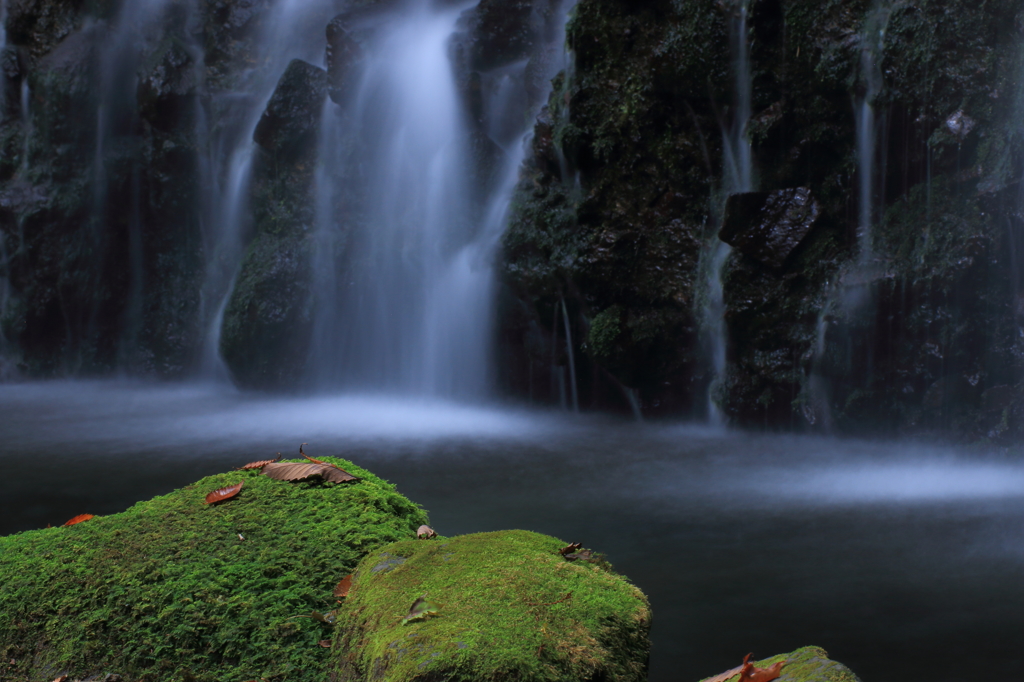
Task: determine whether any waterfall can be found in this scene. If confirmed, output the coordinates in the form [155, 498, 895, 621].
[196, 0, 342, 381]
[804, 1, 893, 426]
[854, 1, 891, 267]
[560, 297, 579, 412]
[308, 0, 574, 399]
[0, 0, 10, 377]
[90, 0, 177, 370]
[703, 0, 753, 425]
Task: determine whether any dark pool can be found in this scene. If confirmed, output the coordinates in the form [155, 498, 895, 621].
[1, 381, 1022, 681]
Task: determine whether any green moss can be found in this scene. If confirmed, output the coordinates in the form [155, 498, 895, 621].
[698, 646, 860, 682]
[587, 305, 623, 363]
[0, 457, 428, 681]
[332, 531, 650, 682]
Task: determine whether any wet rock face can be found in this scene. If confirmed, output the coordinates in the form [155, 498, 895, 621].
[503, 0, 1024, 434]
[325, 14, 363, 104]
[137, 38, 199, 132]
[223, 58, 327, 388]
[500, 0, 730, 415]
[4, 0, 82, 60]
[720, 188, 821, 269]
[455, 0, 536, 73]
[219, 229, 315, 389]
[200, 0, 270, 89]
[253, 58, 328, 157]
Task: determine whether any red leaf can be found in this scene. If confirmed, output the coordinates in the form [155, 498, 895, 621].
[740, 659, 784, 682]
[705, 654, 784, 682]
[63, 514, 94, 526]
[205, 481, 244, 505]
[318, 640, 332, 648]
[238, 454, 282, 470]
[263, 461, 357, 484]
[333, 574, 353, 598]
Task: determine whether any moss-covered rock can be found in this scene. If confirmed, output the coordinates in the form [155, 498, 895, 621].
[0, 457, 428, 681]
[0, 464, 653, 682]
[697, 646, 860, 682]
[331, 530, 650, 682]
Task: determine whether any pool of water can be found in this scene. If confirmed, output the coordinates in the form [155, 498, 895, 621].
[1, 381, 1022, 681]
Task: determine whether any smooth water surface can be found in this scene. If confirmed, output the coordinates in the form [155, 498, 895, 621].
[1, 382, 1022, 681]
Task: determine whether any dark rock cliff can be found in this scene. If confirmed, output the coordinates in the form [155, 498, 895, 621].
[2, 0, 1022, 438]
[500, 0, 1024, 438]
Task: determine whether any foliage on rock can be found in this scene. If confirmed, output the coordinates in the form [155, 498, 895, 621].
[331, 530, 650, 682]
[0, 456, 428, 681]
[699, 646, 860, 682]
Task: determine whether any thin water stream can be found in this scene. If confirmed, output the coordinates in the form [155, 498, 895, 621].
[1, 382, 1021, 682]
[702, 0, 754, 424]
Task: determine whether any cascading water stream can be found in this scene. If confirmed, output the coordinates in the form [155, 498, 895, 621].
[310, 5, 473, 394]
[90, 0, 179, 370]
[309, 0, 574, 400]
[702, 0, 753, 425]
[803, 2, 892, 427]
[196, 0, 344, 381]
[0, 0, 10, 376]
[853, 1, 891, 269]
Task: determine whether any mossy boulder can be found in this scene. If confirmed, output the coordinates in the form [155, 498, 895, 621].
[0, 457, 428, 681]
[697, 646, 860, 682]
[0, 463, 653, 682]
[331, 530, 651, 682]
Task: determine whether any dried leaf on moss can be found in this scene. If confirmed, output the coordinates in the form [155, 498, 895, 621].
[333, 574, 353, 598]
[263, 462, 357, 484]
[205, 481, 243, 505]
[738, 654, 784, 682]
[417, 525, 437, 539]
[238, 454, 282, 470]
[318, 640, 332, 648]
[558, 542, 582, 555]
[705, 654, 784, 682]
[63, 514, 94, 526]
[402, 595, 440, 624]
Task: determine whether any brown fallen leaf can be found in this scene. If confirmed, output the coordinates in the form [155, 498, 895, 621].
[417, 525, 437, 539]
[558, 542, 582, 555]
[738, 653, 784, 682]
[263, 461, 357, 484]
[63, 514, 94, 527]
[318, 640, 332, 648]
[299, 442, 323, 464]
[52, 676, 68, 682]
[238, 453, 282, 470]
[706, 654, 784, 682]
[205, 481, 243, 505]
[333, 574, 353, 598]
